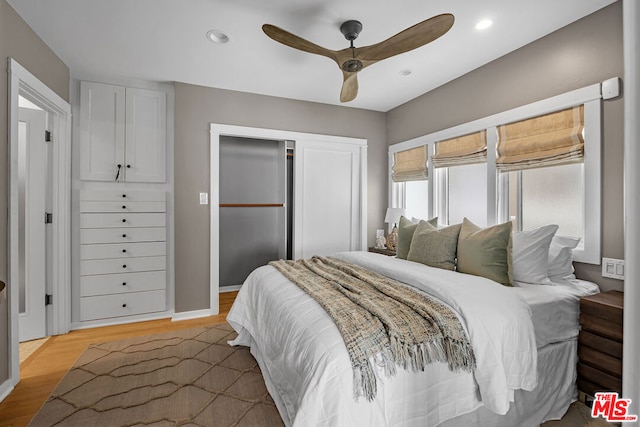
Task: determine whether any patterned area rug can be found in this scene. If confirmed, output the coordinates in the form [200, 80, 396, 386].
[29, 323, 284, 427]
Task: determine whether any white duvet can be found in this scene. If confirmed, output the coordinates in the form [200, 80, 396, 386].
[228, 251, 538, 426]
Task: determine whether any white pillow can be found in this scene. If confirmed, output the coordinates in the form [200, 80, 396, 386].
[512, 224, 559, 284]
[548, 235, 581, 278]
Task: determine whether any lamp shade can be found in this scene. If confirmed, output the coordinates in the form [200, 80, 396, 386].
[384, 208, 406, 225]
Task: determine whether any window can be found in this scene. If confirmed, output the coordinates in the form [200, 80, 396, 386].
[508, 164, 584, 238]
[404, 180, 429, 220]
[388, 83, 602, 264]
[445, 163, 488, 226]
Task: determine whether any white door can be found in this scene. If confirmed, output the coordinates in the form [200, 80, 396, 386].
[294, 140, 363, 259]
[18, 107, 48, 342]
[125, 87, 166, 182]
[79, 81, 126, 181]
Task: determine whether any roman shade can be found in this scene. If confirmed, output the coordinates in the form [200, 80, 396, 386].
[431, 131, 487, 168]
[496, 105, 584, 171]
[392, 145, 428, 182]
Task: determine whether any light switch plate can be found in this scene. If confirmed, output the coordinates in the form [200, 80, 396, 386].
[199, 192, 209, 205]
[602, 257, 624, 280]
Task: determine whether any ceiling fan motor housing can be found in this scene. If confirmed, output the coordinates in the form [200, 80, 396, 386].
[340, 20, 363, 41]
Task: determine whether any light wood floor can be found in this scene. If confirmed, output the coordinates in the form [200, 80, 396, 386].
[0, 292, 237, 427]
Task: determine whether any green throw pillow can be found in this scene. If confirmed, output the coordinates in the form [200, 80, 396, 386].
[407, 222, 462, 270]
[396, 216, 438, 259]
[457, 218, 513, 286]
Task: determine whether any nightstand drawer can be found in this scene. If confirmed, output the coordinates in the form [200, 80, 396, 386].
[579, 330, 623, 359]
[578, 345, 622, 377]
[577, 362, 622, 393]
[579, 314, 623, 342]
[580, 291, 623, 324]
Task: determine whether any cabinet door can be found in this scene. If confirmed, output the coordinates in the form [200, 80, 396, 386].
[125, 88, 167, 182]
[80, 81, 125, 181]
[294, 140, 364, 259]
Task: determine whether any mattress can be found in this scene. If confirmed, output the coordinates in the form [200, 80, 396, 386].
[227, 251, 594, 426]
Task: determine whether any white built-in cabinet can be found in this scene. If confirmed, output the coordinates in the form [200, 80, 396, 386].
[79, 190, 167, 321]
[80, 81, 166, 182]
[74, 79, 172, 328]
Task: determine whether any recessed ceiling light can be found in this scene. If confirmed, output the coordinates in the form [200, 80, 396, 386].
[399, 69, 413, 77]
[475, 19, 493, 31]
[206, 30, 229, 44]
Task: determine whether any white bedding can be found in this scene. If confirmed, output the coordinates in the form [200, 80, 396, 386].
[227, 251, 594, 426]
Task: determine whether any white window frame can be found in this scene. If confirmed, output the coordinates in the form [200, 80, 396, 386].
[388, 82, 604, 264]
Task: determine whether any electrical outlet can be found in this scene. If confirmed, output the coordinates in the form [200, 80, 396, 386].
[602, 257, 624, 280]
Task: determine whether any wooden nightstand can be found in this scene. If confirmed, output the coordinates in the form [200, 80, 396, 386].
[577, 290, 623, 397]
[368, 247, 397, 256]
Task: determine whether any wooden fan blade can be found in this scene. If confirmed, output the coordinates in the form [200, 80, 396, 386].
[262, 24, 339, 63]
[340, 72, 358, 103]
[357, 14, 454, 62]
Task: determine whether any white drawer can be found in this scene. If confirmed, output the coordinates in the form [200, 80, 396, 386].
[81, 227, 166, 244]
[80, 201, 166, 213]
[80, 242, 166, 260]
[81, 270, 166, 297]
[81, 256, 166, 276]
[80, 289, 166, 321]
[80, 213, 166, 229]
[80, 190, 166, 202]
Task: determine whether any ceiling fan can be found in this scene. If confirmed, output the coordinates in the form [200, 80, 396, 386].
[262, 13, 455, 103]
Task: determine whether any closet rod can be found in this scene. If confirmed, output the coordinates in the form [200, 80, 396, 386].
[219, 203, 284, 208]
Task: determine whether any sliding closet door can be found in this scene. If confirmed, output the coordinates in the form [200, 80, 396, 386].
[294, 140, 363, 259]
[219, 137, 286, 287]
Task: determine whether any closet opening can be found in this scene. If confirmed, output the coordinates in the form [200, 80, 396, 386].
[218, 136, 292, 290]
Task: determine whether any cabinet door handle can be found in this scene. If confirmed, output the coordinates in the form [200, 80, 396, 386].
[115, 164, 122, 181]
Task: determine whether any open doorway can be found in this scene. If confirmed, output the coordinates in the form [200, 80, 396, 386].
[5, 58, 71, 393]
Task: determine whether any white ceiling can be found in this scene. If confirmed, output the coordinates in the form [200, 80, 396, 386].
[8, 0, 616, 112]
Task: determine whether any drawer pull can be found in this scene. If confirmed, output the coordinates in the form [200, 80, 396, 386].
[122, 282, 127, 286]
[122, 194, 127, 198]
[122, 264, 127, 269]
[122, 303, 127, 308]
[122, 219, 127, 223]
[122, 234, 127, 238]
[122, 205, 126, 209]
[122, 249, 127, 253]
[127, 164, 131, 169]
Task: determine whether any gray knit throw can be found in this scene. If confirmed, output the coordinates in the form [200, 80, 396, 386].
[269, 256, 476, 401]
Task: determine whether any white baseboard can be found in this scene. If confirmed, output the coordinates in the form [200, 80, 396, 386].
[0, 379, 15, 403]
[220, 284, 242, 293]
[171, 308, 216, 322]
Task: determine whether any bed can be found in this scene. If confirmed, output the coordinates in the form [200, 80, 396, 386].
[227, 250, 599, 427]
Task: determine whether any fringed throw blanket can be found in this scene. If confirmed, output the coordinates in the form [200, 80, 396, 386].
[269, 256, 476, 401]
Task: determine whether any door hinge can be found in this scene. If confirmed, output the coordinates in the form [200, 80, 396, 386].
[45, 294, 53, 306]
[45, 130, 52, 142]
[45, 212, 53, 224]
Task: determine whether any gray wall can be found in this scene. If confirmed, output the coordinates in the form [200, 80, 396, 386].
[387, 2, 624, 292]
[0, 0, 69, 386]
[174, 83, 387, 312]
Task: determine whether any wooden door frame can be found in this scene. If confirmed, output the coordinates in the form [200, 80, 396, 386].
[2, 58, 72, 400]
[208, 124, 367, 315]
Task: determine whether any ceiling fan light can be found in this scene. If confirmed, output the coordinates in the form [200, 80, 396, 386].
[206, 30, 229, 44]
[475, 19, 493, 31]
